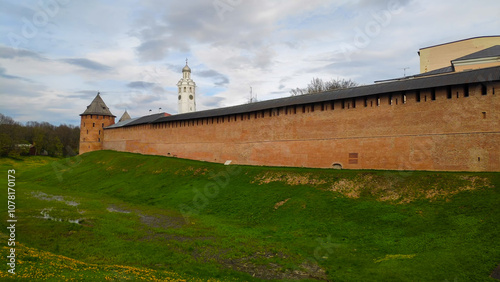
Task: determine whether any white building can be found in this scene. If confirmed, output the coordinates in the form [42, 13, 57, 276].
[177, 60, 196, 114]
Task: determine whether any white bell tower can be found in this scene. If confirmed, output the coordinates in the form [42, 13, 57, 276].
[177, 59, 196, 114]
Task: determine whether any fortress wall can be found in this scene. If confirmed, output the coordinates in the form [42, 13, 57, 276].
[103, 81, 500, 171]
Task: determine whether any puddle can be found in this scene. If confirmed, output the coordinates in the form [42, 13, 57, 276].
[39, 208, 83, 225]
[31, 191, 80, 206]
[107, 205, 131, 213]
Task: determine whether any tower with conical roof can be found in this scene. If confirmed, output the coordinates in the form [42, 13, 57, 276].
[119, 110, 131, 122]
[177, 59, 196, 114]
[79, 92, 116, 154]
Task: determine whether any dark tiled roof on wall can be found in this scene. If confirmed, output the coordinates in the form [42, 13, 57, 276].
[106, 66, 500, 128]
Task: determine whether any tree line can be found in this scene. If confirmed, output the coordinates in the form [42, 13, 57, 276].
[290, 78, 358, 96]
[0, 113, 80, 158]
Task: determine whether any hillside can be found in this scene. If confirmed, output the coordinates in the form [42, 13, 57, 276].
[1, 151, 499, 281]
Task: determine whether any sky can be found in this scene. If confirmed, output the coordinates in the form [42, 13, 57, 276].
[0, 0, 499, 126]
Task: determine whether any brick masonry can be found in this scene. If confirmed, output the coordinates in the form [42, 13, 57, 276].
[100, 81, 500, 171]
[80, 115, 115, 154]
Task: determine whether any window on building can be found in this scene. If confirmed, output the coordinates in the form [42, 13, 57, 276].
[348, 153, 359, 164]
[352, 99, 356, 108]
[376, 95, 380, 106]
[341, 100, 345, 109]
[93, 123, 95, 127]
[102, 123, 104, 127]
[389, 94, 393, 105]
[482, 112, 487, 119]
[431, 88, 436, 100]
[364, 97, 368, 107]
[402, 92, 407, 104]
[86, 130, 88, 134]
[481, 84, 487, 95]
[99, 130, 101, 135]
[447, 86, 452, 99]
[321, 103, 325, 111]
[416, 91, 421, 102]
[464, 85, 469, 97]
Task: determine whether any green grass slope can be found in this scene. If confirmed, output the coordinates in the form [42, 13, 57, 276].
[1, 151, 499, 281]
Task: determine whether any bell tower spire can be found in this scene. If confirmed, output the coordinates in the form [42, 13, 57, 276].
[177, 59, 196, 114]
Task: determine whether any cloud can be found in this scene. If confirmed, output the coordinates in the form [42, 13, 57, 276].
[127, 81, 157, 89]
[0, 45, 45, 60]
[135, 38, 172, 61]
[61, 90, 100, 100]
[0, 66, 32, 82]
[198, 96, 225, 109]
[197, 69, 229, 86]
[61, 58, 112, 71]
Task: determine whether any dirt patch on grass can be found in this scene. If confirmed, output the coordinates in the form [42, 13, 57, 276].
[174, 166, 209, 176]
[491, 263, 500, 280]
[252, 171, 493, 204]
[253, 172, 327, 186]
[328, 174, 493, 204]
[215, 251, 328, 280]
[139, 213, 186, 229]
[274, 198, 291, 210]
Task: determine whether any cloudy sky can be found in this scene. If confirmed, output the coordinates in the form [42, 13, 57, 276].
[0, 0, 499, 125]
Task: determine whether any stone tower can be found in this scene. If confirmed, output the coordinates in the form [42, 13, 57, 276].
[177, 59, 196, 114]
[79, 92, 115, 154]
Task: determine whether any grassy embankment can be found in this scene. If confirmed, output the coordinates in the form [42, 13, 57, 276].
[0, 151, 499, 281]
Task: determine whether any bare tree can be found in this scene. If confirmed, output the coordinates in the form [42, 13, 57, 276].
[290, 78, 358, 96]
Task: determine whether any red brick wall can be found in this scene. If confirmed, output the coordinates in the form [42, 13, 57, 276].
[102, 81, 500, 171]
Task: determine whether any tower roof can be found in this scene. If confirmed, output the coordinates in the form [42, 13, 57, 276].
[80, 92, 116, 117]
[119, 110, 131, 122]
[182, 59, 191, 72]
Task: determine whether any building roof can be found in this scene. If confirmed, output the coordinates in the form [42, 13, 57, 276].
[80, 93, 115, 117]
[452, 45, 500, 62]
[105, 112, 170, 129]
[105, 117, 140, 129]
[118, 110, 131, 122]
[375, 66, 455, 83]
[419, 35, 500, 51]
[105, 66, 500, 128]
